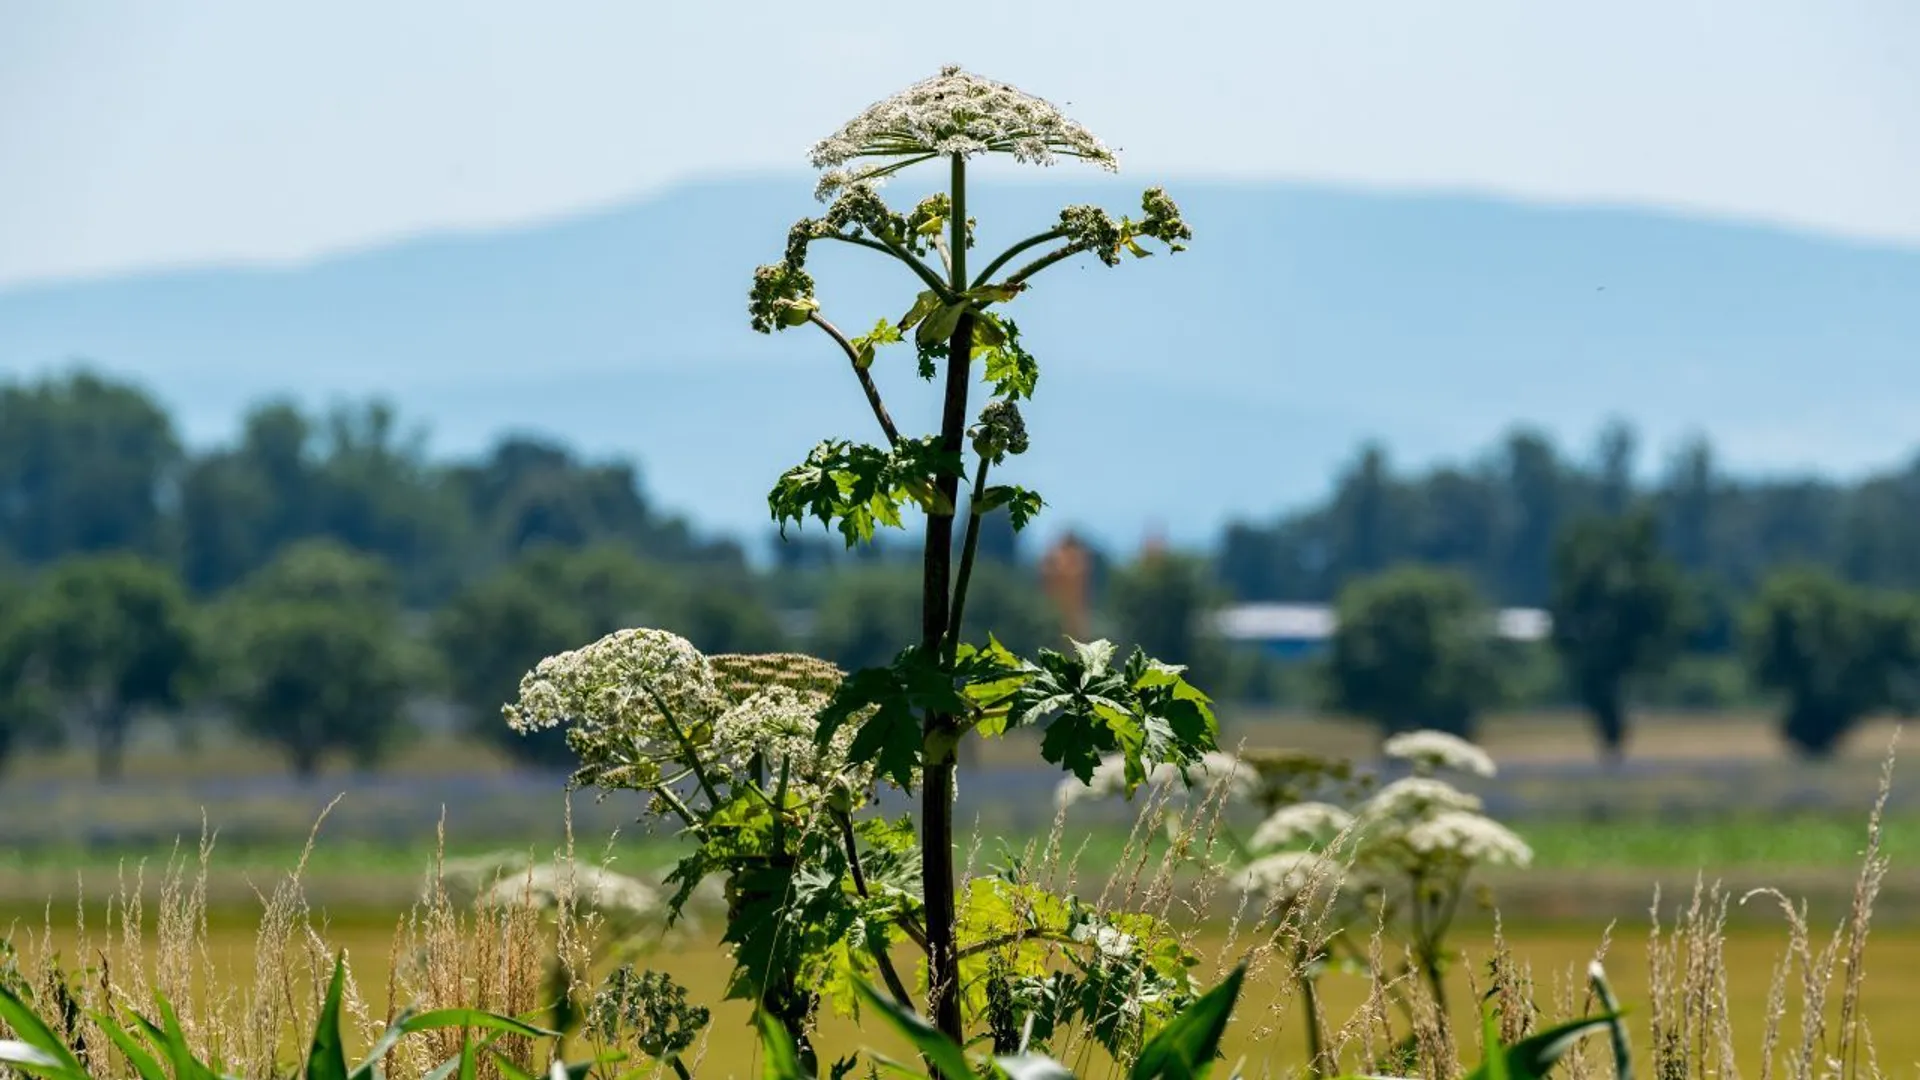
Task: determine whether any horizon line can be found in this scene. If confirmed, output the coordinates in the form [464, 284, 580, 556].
[5, 168, 1918, 296]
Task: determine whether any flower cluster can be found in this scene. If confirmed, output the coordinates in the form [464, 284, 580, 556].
[748, 261, 818, 334]
[1055, 750, 1256, 808]
[1057, 205, 1124, 267]
[1233, 850, 1337, 905]
[1134, 187, 1192, 252]
[810, 65, 1117, 172]
[1401, 809, 1532, 868]
[970, 399, 1029, 463]
[1383, 729, 1497, 778]
[504, 629, 877, 805]
[478, 862, 665, 926]
[1249, 800, 1354, 852]
[1217, 730, 1531, 908]
[1357, 776, 1484, 825]
[589, 966, 711, 1060]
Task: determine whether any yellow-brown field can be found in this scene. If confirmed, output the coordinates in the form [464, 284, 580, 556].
[8, 909, 1916, 1078]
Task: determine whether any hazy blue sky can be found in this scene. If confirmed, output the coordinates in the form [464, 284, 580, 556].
[3, 1, 1915, 288]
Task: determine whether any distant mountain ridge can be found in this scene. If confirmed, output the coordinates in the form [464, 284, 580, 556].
[3, 175, 1917, 553]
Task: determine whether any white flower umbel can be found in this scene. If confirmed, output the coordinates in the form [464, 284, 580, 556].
[505, 628, 719, 739]
[1249, 801, 1355, 853]
[811, 65, 1117, 178]
[480, 862, 665, 929]
[1402, 810, 1533, 869]
[1234, 851, 1340, 905]
[1382, 730, 1497, 778]
[711, 683, 875, 791]
[1055, 750, 1255, 808]
[1356, 776, 1484, 825]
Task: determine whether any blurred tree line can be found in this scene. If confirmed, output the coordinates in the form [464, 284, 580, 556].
[0, 370, 1913, 778]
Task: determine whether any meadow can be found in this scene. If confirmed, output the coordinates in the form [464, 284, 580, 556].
[0, 708, 1908, 1076]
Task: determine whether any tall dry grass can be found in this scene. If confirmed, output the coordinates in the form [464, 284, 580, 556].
[0, 738, 1903, 1079]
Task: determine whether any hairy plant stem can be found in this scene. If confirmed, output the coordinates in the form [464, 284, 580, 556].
[919, 150, 972, 1057]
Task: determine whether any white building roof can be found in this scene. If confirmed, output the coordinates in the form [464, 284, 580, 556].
[1210, 602, 1552, 643]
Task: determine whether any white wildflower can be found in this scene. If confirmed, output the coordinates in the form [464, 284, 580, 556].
[1382, 730, 1497, 778]
[811, 65, 1117, 176]
[710, 684, 869, 790]
[504, 627, 719, 738]
[1055, 751, 1254, 808]
[1356, 776, 1483, 825]
[478, 862, 665, 930]
[1249, 801, 1355, 853]
[1401, 811, 1533, 868]
[1234, 851, 1340, 904]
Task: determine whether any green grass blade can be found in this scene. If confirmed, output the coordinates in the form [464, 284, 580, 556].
[853, 980, 971, 1080]
[1479, 1002, 1510, 1080]
[0, 1040, 82, 1079]
[306, 954, 351, 1080]
[349, 1004, 419, 1080]
[1468, 1014, 1622, 1080]
[401, 1009, 557, 1040]
[488, 1051, 540, 1080]
[0, 981, 84, 1076]
[91, 1010, 171, 1080]
[1130, 964, 1247, 1080]
[1587, 964, 1633, 1080]
[758, 1009, 816, 1080]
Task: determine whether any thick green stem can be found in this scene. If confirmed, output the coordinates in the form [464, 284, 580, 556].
[1005, 243, 1082, 288]
[945, 456, 994, 657]
[972, 227, 1067, 288]
[919, 151, 972, 1057]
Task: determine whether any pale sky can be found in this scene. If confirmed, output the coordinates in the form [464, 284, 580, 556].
[2, 1, 1916, 289]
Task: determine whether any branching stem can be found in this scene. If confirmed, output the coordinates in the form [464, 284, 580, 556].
[806, 312, 901, 446]
[819, 232, 953, 298]
[944, 455, 995, 658]
[1004, 244, 1084, 288]
[973, 227, 1068, 288]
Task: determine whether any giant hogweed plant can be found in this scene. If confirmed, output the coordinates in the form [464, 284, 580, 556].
[1057, 731, 1535, 1076]
[507, 67, 1216, 1069]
